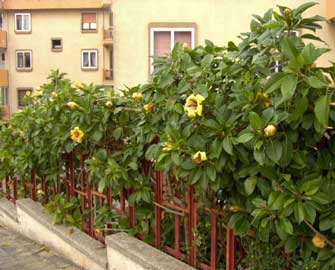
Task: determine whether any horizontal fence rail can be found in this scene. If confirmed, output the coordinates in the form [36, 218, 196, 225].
[1, 152, 237, 270]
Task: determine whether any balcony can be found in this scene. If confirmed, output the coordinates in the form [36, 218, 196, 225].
[327, 0, 335, 20]
[0, 70, 8, 87]
[103, 27, 113, 47]
[103, 69, 113, 85]
[0, 31, 7, 49]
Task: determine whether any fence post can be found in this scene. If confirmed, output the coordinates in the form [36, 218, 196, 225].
[226, 226, 236, 270]
[154, 171, 163, 248]
[31, 169, 37, 201]
[210, 212, 217, 270]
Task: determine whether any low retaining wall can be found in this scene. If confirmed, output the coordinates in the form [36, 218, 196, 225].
[0, 198, 196, 270]
[106, 233, 195, 270]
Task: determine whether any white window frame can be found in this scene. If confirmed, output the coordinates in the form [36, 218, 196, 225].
[81, 12, 97, 31]
[81, 50, 98, 69]
[0, 87, 8, 106]
[16, 50, 32, 70]
[149, 27, 195, 72]
[15, 13, 31, 32]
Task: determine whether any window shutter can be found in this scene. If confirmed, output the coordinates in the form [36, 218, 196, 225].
[174, 31, 192, 48]
[154, 31, 171, 57]
[82, 13, 96, 23]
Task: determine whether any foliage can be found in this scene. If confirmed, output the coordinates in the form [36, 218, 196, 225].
[0, 2, 335, 268]
[45, 194, 81, 227]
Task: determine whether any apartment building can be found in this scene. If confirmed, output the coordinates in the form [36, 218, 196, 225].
[112, 0, 335, 92]
[0, 0, 334, 115]
[0, 0, 113, 114]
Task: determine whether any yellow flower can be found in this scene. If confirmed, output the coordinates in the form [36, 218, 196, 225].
[192, 151, 207, 164]
[132, 93, 144, 100]
[71, 81, 84, 89]
[25, 91, 31, 97]
[67, 102, 78, 109]
[70, 127, 84, 143]
[143, 101, 154, 112]
[264, 125, 277, 137]
[37, 189, 45, 195]
[35, 90, 43, 97]
[51, 92, 58, 98]
[312, 234, 326, 249]
[105, 101, 113, 108]
[184, 94, 205, 118]
[162, 142, 173, 152]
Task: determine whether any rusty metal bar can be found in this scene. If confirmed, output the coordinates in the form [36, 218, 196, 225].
[226, 226, 236, 270]
[13, 177, 18, 203]
[31, 169, 37, 201]
[210, 212, 217, 270]
[87, 185, 94, 237]
[154, 171, 163, 248]
[188, 187, 197, 267]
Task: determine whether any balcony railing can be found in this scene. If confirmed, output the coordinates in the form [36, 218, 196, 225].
[0, 31, 7, 49]
[0, 70, 8, 87]
[103, 27, 113, 46]
[103, 68, 113, 84]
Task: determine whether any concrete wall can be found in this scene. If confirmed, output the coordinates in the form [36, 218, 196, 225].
[112, 0, 335, 91]
[4, 8, 111, 112]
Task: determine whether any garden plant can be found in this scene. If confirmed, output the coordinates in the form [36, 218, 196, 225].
[1, 2, 335, 269]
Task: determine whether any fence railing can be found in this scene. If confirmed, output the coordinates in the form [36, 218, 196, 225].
[0, 152, 237, 270]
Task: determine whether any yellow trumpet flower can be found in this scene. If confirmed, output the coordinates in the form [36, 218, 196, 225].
[143, 101, 154, 112]
[192, 151, 207, 164]
[184, 94, 205, 118]
[132, 93, 143, 100]
[70, 127, 84, 143]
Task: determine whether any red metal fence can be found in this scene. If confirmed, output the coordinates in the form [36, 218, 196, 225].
[0, 152, 236, 270]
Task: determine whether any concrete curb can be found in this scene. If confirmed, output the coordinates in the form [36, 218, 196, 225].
[106, 232, 196, 270]
[1, 198, 107, 270]
[0, 198, 196, 270]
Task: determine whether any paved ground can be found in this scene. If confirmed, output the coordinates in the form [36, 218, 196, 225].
[0, 226, 82, 270]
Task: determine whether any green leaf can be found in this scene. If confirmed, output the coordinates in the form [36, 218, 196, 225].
[301, 43, 329, 65]
[244, 176, 257, 196]
[237, 133, 254, 143]
[223, 137, 233, 155]
[206, 166, 216, 182]
[293, 2, 318, 17]
[171, 151, 181, 166]
[294, 202, 305, 224]
[265, 141, 283, 163]
[280, 37, 299, 63]
[248, 112, 262, 129]
[314, 95, 330, 128]
[308, 76, 328, 88]
[201, 54, 214, 69]
[281, 75, 298, 101]
[285, 236, 300, 253]
[280, 218, 294, 235]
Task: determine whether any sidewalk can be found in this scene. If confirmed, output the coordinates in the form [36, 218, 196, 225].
[0, 225, 81, 270]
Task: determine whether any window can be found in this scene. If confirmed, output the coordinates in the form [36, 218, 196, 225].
[82, 50, 98, 69]
[15, 13, 31, 32]
[0, 88, 8, 106]
[17, 89, 31, 107]
[16, 50, 32, 70]
[51, 38, 62, 52]
[82, 13, 97, 31]
[149, 26, 195, 72]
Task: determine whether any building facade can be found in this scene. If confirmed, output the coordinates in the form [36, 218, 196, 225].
[0, 0, 113, 114]
[0, 0, 334, 115]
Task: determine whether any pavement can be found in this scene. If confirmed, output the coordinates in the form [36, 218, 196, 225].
[0, 225, 82, 270]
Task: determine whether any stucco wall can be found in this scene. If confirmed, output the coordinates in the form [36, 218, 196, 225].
[5, 8, 110, 112]
[112, 0, 335, 91]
